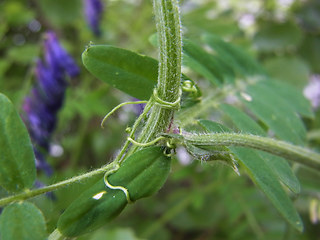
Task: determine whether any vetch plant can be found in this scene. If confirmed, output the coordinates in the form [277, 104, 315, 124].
[0, 1, 320, 239]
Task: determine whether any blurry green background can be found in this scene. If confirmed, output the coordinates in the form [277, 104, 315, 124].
[0, 0, 320, 239]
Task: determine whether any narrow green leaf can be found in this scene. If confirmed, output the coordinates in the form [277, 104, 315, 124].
[259, 152, 300, 194]
[263, 57, 310, 89]
[253, 21, 302, 52]
[259, 79, 314, 118]
[241, 81, 307, 145]
[220, 104, 301, 194]
[220, 104, 265, 136]
[198, 119, 232, 133]
[82, 44, 199, 103]
[200, 120, 303, 231]
[202, 34, 265, 76]
[82, 45, 158, 100]
[0, 202, 47, 240]
[0, 93, 36, 192]
[230, 147, 303, 232]
[183, 39, 234, 86]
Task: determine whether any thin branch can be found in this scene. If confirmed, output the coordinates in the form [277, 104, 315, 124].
[182, 133, 320, 171]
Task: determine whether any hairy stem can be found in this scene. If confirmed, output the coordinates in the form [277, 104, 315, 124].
[135, 0, 182, 143]
[0, 162, 117, 207]
[116, 0, 182, 161]
[182, 133, 320, 171]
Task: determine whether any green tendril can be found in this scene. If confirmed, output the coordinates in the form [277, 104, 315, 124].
[152, 88, 182, 110]
[103, 165, 133, 204]
[127, 136, 166, 147]
[101, 100, 148, 128]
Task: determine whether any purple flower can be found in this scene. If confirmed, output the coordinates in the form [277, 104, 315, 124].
[304, 75, 320, 109]
[44, 31, 80, 78]
[22, 31, 80, 174]
[84, 0, 104, 36]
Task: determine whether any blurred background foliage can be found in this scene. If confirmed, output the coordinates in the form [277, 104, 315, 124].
[0, 0, 320, 239]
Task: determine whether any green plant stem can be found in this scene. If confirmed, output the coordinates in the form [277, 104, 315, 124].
[134, 0, 182, 143]
[0, 162, 117, 207]
[182, 133, 320, 171]
[114, 100, 153, 164]
[115, 0, 182, 161]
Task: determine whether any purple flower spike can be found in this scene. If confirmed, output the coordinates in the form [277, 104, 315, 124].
[22, 31, 80, 175]
[44, 31, 80, 78]
[84, 0, 104, 36]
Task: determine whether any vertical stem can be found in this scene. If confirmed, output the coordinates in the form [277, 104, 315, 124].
[154, 0, 182, 100]
[136, 0, 182, 144]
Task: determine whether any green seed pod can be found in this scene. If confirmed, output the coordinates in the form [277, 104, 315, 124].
[57, 146, 171, 237]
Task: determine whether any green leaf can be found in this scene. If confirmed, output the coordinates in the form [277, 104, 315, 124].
[253, 21, 303, 52]
[202, 34, 265, 77]
[260, 79, 314, 118]
[198, 119, 232, 133]
[219, 104, 265, 136]
[82, 44, 200, 102]
[263, 57, 310, 89]
[183, 4, 240, 37]
[82, 44, 158, 100]
[298, 35, 320, 73]
[220, 104, 301, 194]
[150, 35, 234, 86]
[199, 120, 303, 230]
[0, 93, 36, 192]
[0, 202, 47, 240]
[241, 80, 307, 145]
[230, 147, 303, 232]
[259, 152, 300, 194]
[183, 39, 234, 86]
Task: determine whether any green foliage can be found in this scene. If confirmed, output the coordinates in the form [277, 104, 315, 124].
[0, 202, 47, 240]
[37, 0, 82, 27]
[264, 57, 310, 88]
[198, 120, 303, 231]
[241, 80, 307, 145]
[253, 21, 303, 52]
[220, 104, 301, 193]
[231, 147, 303, 230]
[82, 45, 158, 100]
[0, 93, 36, 192]
[182, 38, 234, 86]
[0, 0, 319, 240]
[58, 147, 171, 237]
[202, 34, 265, 77]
